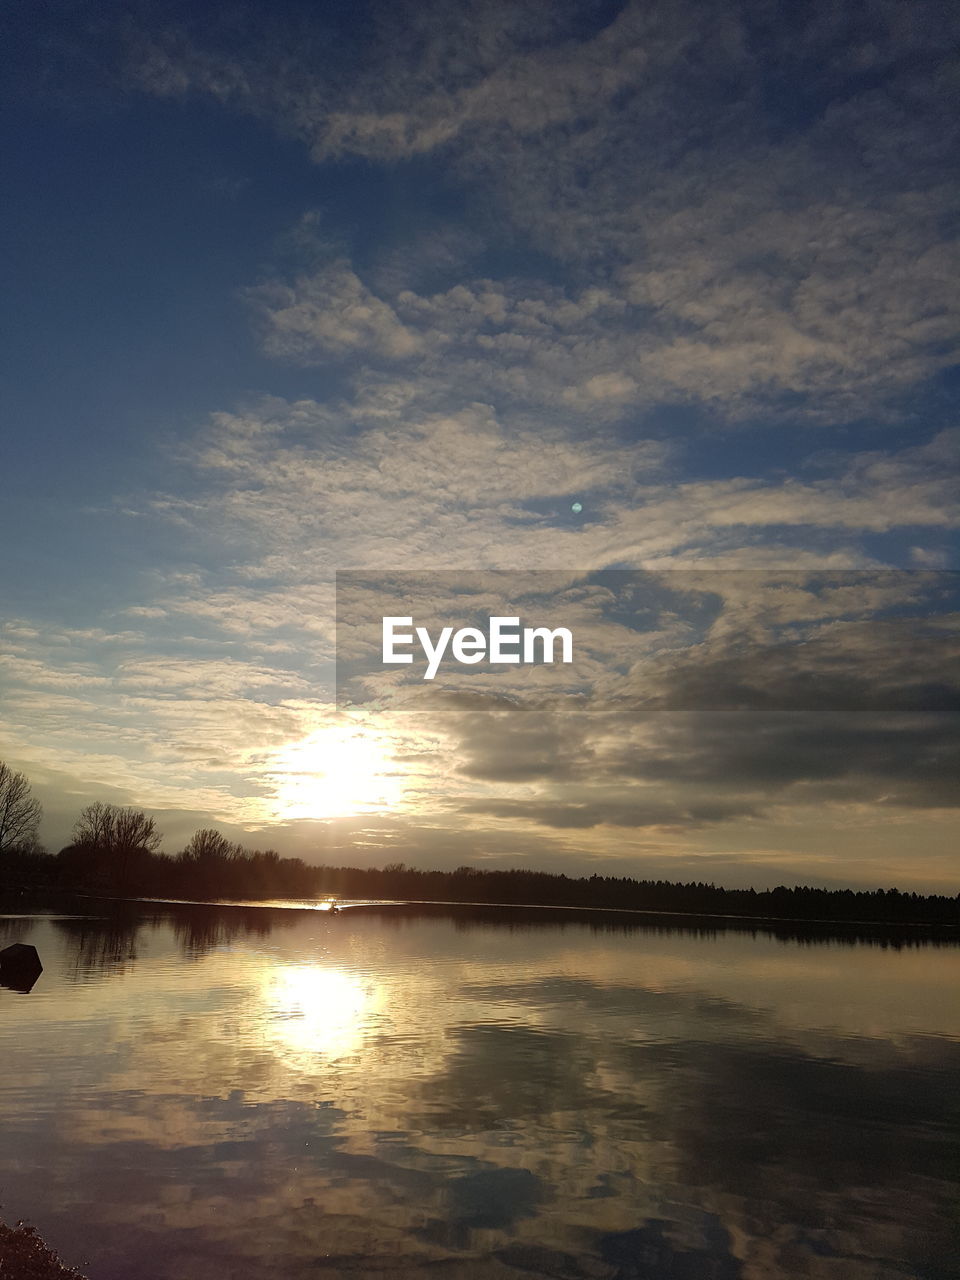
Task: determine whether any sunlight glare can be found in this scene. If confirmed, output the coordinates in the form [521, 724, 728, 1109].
[271, 727, 402, 819]
[262, 964, 376, 1060]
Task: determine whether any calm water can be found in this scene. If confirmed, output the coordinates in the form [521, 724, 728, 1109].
[1, 904, 958, 1279]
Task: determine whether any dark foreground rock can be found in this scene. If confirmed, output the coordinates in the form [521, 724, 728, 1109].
[0, 942, 43, 993]
[0, 1221, 88, 1278]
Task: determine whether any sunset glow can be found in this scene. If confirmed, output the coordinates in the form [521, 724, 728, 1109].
[0, 0, 956, 889]
[270, 729, 403, 821]
[2, 3, 960, 1276]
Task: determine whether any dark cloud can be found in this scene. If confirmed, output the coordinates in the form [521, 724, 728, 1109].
[459, 795, 760, 830]
[605, 711, 960, 807]
[635, 621, 960, 712]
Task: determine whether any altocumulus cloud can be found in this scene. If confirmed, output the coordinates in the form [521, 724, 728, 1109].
[0, 0, 956, 887]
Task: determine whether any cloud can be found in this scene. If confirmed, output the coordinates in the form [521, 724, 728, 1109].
[130, 1, 662, 159]
[246, 261, 423, 362]
[129, 0, 960, 417]
[173, 397, 958, 582]
[8, 0, 957, 884]
[234, 227, 960, 426]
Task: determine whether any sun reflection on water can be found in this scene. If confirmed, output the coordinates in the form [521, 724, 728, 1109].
[261, 964, 378, 1061]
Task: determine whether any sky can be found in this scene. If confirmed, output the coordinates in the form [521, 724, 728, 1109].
[1, 0, 958, 890]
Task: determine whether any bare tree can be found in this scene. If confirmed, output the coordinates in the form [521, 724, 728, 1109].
[110, 807, 162, 856]
[0, 761, 43, 854]
[72, 803, 162, 856]
[180, 829, 239, 862]
[71, 802, 162, 893]
[71, 800, 113, 850]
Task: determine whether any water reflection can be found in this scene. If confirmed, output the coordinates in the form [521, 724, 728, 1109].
[172, 905, 287, 958]
[0, 902, 957, 1279]
[263, 964, 377, 1061]
[53, 915, 143, 978]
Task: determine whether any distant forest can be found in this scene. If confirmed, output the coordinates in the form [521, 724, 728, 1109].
[0, 766, 957, 927]
[4, 839, 959, 926]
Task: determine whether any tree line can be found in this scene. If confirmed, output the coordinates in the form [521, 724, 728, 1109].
[0, 764, 317, 900]
[55, 804, 319, 899]
[0, 761, 957, 924]
[312, 862, 960, 926]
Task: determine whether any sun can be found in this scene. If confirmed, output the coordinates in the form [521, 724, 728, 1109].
[270, 726, 402, 820]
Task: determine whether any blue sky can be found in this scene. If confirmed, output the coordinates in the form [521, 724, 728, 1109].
[1, 0, 958, 888]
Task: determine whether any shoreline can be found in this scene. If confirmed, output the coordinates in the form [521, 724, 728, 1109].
[4, 889, 958, 944]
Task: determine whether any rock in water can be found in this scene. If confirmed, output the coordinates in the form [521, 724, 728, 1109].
[0, 942, 43, 993]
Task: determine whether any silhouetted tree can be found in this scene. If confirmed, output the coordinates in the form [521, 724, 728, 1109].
[180, 828, 239, 863]
[72, 803, 161, 854]
[68, 802, 162, 893]
[176, 828, 243, 897]
[0, 761, 42, 854]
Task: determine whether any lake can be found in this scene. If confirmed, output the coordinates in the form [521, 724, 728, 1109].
[1, 902, 958, 1279]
